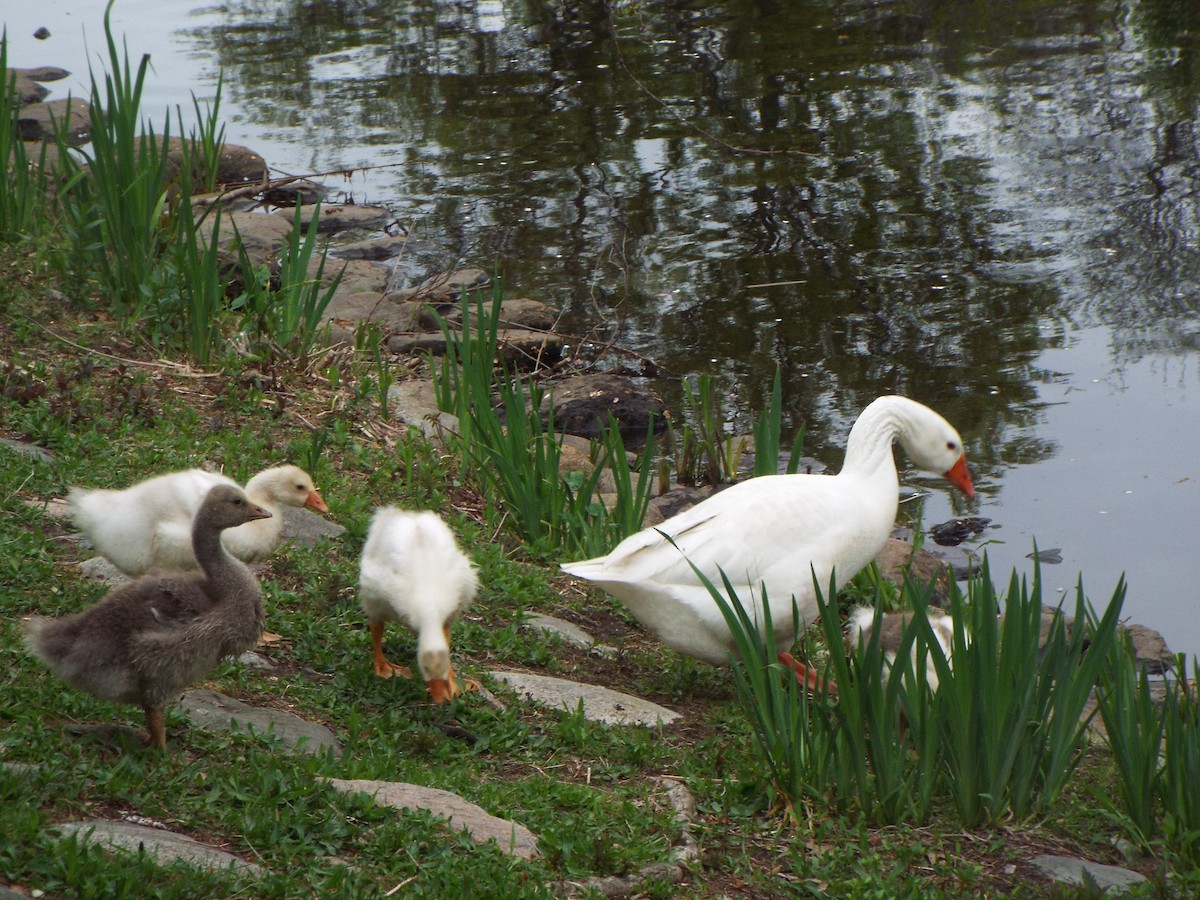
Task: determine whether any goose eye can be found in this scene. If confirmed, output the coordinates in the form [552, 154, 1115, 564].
[946, 441, 958, 452]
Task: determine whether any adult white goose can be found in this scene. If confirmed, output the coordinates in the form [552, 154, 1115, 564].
[68, 464, 328, 575]
[561, 396, 974, 665]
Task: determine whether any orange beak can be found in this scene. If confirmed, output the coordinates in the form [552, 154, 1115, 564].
[426, 678, 458, 704]
[305, 489, 329, 513]
[942, 455, 974, 498]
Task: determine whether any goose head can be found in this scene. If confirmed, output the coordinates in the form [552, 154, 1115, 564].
[200, 484, 273, 528]
[252, 465, 329, 513]
[895, 404, 975, 498]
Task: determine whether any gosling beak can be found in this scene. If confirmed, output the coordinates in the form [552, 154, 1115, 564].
[305, 489, 329, 513]
[246, 502, 272, 521]
[942, 455, 975, 498]
[426, 678, 458, 704]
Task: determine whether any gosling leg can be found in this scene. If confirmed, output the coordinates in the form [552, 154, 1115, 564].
[370, 620, 413, 679]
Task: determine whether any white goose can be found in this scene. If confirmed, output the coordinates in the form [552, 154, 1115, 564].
[358, 508, 480, 703]
[68, 465, 328, 575]
[561, 396, 974, 665]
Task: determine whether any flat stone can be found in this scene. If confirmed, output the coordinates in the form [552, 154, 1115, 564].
[1123, 623, 1174, 675]
[385, 379, 459, 443]
[237, 651, 275, 670]
[296, 203, 392, 234]
[324, 778, 539, 859]
[325, 290, 422, 330]
[201, 210, 294, 265]
[279, 504, 347, 547]
[179, 689, 342, 757]
[2, 761, 40, 777]
[874, 538, 952, 602]
[17, 98, 91, 145]
[309, 256, 390, 293]
[390, 267, 490, 302]
[1031, 854, 1146, 892]
[55, 820, 264, 875]
[8, 70, 50, 106]
[522, 614, 598, 649]
[331, 235, 409, 260]
[79, 555, 131, 585]
[1, 436, 54, 462]
[490, 671, 681, 727]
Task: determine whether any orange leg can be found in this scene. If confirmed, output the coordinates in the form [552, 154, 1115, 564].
[442, 623, 480, 699]
[370, 620, 413, 679]
[144, 706, 167, 750]
[778, 652, 839, 698]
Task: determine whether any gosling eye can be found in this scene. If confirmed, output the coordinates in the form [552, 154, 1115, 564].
[946, 441, 958, 452]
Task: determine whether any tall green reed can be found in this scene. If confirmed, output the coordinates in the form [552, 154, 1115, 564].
[233, 204, 343, 362]
[432, 284, 654, 558]
[705, 550, 1123, 828]
[59, 0, 171, 319]
[1095, 634, 1167, 850]
[1160, 658, 1200, 866]
[1097, 647, 1200, 864]
[931, 560, 1122, 826]
[751, 365, 806, 477]
[0, 35, 53, 241]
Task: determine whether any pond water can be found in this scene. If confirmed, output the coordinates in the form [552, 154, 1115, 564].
[7, 0, 1200, 656]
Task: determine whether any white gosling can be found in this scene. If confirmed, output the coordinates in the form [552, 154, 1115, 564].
[358, 508, 479, 703]
[846, 606, 956, 691]
[561, 396, 974, 665]
[68, 464, 328, 575]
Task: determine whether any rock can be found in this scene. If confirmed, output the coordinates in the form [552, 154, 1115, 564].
[874, 538, 952, 602]
[79, 556, 131, 585]
[496, 327, 564, 368]
[0, 436, 54, 461]
[237, 651, 275, 670]
[929, 516, 992, 547]
[646, 484, 722, 524]
[384, 332, 453, 355]
[310, 256, 389, 294]
[325, 778, 540, 859]
[262, 179, 326, 207]
[17, 98, 90, 145]
[490, 670, 681, 726]
[165, 139, 268, 192]
[55, 820, 265, 875]
[331, 235, 409, 260]
[14, 65, 70, 83]
[199, 209, 294, 267]
[325, 291, 422, 331]
[547, 374, 668, 448]
[390, 267, 490, 302]
[1030, 854, 1146, 892]
[384, 379, 460, 443]
[215, 143, 269, 185]
[8, 71, 49, 107]
[1123, 623, 1174, 675]
[430, 296, 559, 332]
[6, 66, 69, 107]
[296, 202, 392, 234]
[522, 614, 600, 650]
[279, 504, 347, 547]
[179, 689, 342, 757]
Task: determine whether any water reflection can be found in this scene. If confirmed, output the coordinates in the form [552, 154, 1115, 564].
[8, 0, 1200, 648]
